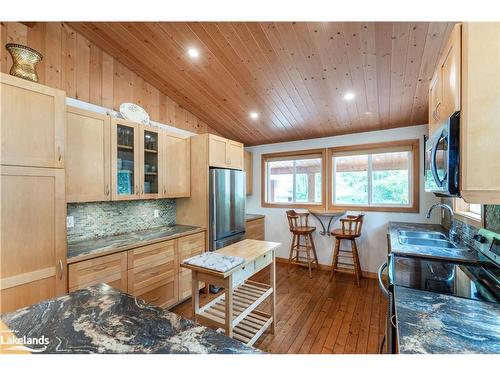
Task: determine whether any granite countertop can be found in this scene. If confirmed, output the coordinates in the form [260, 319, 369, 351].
[395, 286, 500, 354]
[0, 284, 260, 354]
[388, 222, 478, 262]
[245, 213, 265, 221]
[68, 225, 205, 264]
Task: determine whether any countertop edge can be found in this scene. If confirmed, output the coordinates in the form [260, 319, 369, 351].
[245, 214, 265, 222]
[67, 227, 206, 264]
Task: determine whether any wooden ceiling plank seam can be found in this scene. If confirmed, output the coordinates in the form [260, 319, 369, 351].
[242, 22, 314, 133]
[374, 22, 392, 129]
[107, 21, 251, 141]
[388, 22, 410, 127]
[399, 22, 429, 125]
[323, 22, 362, 130]
[153, 21, 278, 140]
[247, 23, 316, 130]
[223, 22, 298, 134]
[259, 22, 324, 128]
[297, 22, 345, 135]
[341, 22, 372, 129]
[191, 23, 288, 139]
[274, 22, 336, 134]
[359, 22, 381, 127]
[304, 21, 348, 132]
[189, 21, 294, 139]
[71, 22, 244, 141]
[157, 23, 276, 139]
[310, 22, 352, 130]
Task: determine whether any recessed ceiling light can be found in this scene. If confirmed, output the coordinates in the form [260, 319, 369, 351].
[187, 48, 199, 58]
[249, 112, 259, 120]
[365, 111, 372, 115]
[344, 92, 355, 101]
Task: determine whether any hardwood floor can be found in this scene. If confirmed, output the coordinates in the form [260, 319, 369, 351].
[171, 263, 387, 354]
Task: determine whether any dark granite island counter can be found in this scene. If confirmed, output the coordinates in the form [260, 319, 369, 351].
[0, 284, 260, 354]
[395, 286, 500, 354]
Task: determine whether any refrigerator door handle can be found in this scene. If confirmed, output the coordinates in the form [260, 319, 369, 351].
[211, 171, 217, 250]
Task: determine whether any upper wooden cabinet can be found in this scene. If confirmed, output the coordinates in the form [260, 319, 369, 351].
[139, 124, 162, 199]
[244, 150, 253, 195]
[163, 132, 191, 198]
[66, 107, 111, 203]
[0, 166, 66, 313]
[460, 23, 500, 204]
[111, 118, 141, 200]
[208, 134, 244, 170]
[0, 73, 65, 169]
[428, 24, 461, 137]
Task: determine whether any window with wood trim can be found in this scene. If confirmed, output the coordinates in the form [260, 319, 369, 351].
[262, 149, 325, 208]
[328, 140, 420, 212]
[453, 198, 483, 227]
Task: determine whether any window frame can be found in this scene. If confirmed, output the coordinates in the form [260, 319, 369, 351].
[261, 148, 327, 209]
[327, 139, 420, 213]
[453, 198, 484, 228]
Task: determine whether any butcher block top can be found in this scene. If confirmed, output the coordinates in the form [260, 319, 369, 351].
[181, 239, 280, 278]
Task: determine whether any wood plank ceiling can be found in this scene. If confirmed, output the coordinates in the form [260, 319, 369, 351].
[69, 22, 455, 145]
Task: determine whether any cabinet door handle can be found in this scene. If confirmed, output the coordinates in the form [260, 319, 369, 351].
[149, 297, 160, 303]
[58, 260, 63, 280]
[141, 185, 144, 194]
[57, 146, 62, 162]
[105, 184, 110, 196]
[135, 185, 139, 195]
[150, 271, 160, 276]
[93, 265, 107, 272]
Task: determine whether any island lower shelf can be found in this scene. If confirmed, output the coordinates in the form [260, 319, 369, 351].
[197, 280, 273, 346]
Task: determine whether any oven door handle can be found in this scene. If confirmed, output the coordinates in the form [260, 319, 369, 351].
[378, 261, 389, 298]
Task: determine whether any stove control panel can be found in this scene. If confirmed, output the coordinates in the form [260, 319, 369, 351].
[476, 229, 500, 266]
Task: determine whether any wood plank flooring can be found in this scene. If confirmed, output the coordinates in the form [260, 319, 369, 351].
[171, 263, 387, 354]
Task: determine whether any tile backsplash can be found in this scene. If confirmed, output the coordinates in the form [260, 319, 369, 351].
[441, 203, 500, 248]
[67, 199, 176, 243]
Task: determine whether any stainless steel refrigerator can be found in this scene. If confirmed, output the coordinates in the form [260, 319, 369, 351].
[209, 168, 246, 251]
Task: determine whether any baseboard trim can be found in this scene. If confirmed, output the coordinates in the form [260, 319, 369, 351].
[275, 256, 381, 280]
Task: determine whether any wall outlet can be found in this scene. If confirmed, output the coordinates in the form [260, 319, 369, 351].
[66, 216, 74, 228]
[154, 209, 160, 218]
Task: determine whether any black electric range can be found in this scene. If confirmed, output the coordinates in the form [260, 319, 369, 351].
[388, 228, 500, 303]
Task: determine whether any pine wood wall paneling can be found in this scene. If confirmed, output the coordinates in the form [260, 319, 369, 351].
[89, 43, 102, 105]
[101, 51, 114, 108]
[375, 22, 393, 129]
[0, 22, 214, 136]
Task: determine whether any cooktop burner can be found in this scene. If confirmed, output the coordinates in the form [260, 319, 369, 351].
[389, 255, 500, 303]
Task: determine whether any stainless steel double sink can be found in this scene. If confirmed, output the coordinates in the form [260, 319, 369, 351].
[398, 230, 457, 249]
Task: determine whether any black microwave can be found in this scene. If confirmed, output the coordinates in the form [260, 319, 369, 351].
[424, 111, 460, 197]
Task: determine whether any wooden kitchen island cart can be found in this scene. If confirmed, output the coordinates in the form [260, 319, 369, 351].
[181, 239, 279, 346]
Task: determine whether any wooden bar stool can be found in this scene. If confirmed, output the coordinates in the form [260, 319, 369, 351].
[286, 210, 319, 278]
[330, 214, 365, 286]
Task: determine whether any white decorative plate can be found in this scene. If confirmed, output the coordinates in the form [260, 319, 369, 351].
[119, 103, 150, 125]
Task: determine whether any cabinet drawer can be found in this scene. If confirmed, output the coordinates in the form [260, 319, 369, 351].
[178, 269, 205, 301]
[127, 240, 175, 270]
[254, 251, 272, 273]
[232, 262, 255, 288]
[128, 257, 176, 293]
[135, 277, 177, 308]
[178, 232, 205, 262]
[68, 252, 127, 290]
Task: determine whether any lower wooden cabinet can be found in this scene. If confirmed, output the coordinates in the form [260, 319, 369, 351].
[135, 277, 177, 308]
[0, 166, 67, 313]
[68, 252, 127, 292]
[67, 230, 206, 309]
[245, 217, 265, 240]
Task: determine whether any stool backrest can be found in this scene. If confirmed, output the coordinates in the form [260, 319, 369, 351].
[286, 210, 308, 231]
[341, 214, 365, 236]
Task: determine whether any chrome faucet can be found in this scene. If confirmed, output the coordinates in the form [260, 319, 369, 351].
[426, 203, 457, 242]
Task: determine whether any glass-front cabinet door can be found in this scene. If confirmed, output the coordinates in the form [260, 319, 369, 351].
[111, 118, 140, 200]
[140, 125, 162, 199]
